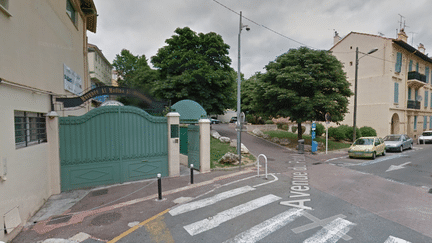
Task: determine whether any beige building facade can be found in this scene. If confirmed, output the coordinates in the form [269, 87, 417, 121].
[88, 43, 113, 86]
[0, 0, 96, 241]
[330, 31, 432, 140]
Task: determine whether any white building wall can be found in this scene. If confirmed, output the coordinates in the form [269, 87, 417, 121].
[0, 0, 95, 241]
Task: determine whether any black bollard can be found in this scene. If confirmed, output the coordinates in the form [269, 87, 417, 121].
[157, 173, 162, 200]
[190, 164, 194, 184]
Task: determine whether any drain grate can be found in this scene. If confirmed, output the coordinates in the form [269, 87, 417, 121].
[91, 189, 108, 197]
[90, 212, 121, 226]
[47, 215, 72, 225]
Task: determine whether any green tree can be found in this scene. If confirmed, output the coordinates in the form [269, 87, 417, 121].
[112, 49, 159, 108]
[112, 49, 158, 90]
[249, 47, 353, 139]
[151, 27, 236, 115]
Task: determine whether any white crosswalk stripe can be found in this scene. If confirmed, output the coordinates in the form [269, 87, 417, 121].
[170, 187, 414, 242]
[183, 194, 281, 236]
[169, 186, 256, 216]
[303, 218, 355, 243]
[384, 235, 411, 243]
[223, 208, 304, 243]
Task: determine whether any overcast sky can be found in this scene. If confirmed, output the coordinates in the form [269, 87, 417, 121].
[88, 0, 432, 79]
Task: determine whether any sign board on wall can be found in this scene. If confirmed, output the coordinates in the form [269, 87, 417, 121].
[64, 64, 82, 95]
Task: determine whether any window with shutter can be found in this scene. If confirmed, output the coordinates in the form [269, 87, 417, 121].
[394, 82, 399, 103]
[395, 52, 402, 73]
[425, 91, 429, 108]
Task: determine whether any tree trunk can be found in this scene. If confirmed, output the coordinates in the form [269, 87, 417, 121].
[297, 122, 302, 139]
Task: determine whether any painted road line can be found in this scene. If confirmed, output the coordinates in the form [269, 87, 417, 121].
[223, 208, 304, 243]
[386, 162, 411, 172]
[253, 173, 278, 188]
[357, 154, 406, 166]
[183, 194, 282, 236]
[303, 217, 355, 243]
[292, 212, 352, 241]
[384, 235, 411, 243]
[169, 186, 256, 216]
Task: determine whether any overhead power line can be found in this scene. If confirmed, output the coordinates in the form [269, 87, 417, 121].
[212, 0, 317, 49]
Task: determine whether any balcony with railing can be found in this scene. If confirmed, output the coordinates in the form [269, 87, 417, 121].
[407, 100, 421, 109]
[407, 71, 427, 89]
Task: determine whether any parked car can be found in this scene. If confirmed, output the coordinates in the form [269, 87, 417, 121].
[229, 117, 237, 123]
[383, 134, 413, 152]
[348, 137, 386, 159]
[418, 130, 432, 144]
[209, 117, 220, 124]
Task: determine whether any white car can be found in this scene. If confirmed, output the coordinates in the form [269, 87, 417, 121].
[418, 131, 432, 144]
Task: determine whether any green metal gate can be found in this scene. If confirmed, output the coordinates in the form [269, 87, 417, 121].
[59, 106, 168, 191]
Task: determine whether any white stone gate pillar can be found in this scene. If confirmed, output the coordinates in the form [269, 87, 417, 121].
[198, 118, 211, 173]
[167, 112, 180, 176]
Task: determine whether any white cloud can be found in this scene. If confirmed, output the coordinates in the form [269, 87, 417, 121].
[88, 0, 432, 78]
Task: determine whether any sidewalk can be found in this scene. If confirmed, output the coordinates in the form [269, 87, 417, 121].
[12, 165, 259, 243]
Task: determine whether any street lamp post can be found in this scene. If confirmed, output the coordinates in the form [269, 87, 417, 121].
[353, 47, 378, 142]
[237, 11, 249, 170]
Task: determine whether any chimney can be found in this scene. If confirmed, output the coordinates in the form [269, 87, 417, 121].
[397, 28, 408, 43]
[333, 31, 341, 45]
[418, 43, 425, 54]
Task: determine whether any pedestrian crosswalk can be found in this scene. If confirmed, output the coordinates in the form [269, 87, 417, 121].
[169, 186, 412, 243]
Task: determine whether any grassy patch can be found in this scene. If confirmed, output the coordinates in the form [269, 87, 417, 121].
[263, 130, 351, 151]
[210, 137, 256, 168]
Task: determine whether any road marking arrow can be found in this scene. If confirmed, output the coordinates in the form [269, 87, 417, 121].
[385, 162, 411, 172]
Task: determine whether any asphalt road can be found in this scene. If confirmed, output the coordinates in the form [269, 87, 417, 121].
[326, 144, 432, 190]
[119, 124, 432, 242]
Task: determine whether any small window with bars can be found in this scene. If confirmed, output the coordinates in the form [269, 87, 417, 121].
[14, 111, 47, 149]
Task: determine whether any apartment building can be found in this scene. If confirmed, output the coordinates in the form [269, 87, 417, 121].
[330, 30, 432, 140]
[88, 43, 113, 103]
[0, 0, 97, 241]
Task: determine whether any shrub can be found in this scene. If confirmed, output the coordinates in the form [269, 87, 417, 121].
[315, 123, 325, 137]
[281, 124, 289, 130]
[246, 114, 254, 124]
[291, 126, 298, 133]
[360, 126, 377, 137]
[332, 127, 346, 141]
[345, 126, 362, 141]
[328, 127, 337, 138]
[301, 126, 306, 134]
[265, 120, 274, 124]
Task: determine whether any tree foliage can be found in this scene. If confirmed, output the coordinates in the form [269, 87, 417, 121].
[112, 49, 158, 90]
[247, 47, 353, 139]
[112, 49, 159, 108]
[151, 27, 236, 114]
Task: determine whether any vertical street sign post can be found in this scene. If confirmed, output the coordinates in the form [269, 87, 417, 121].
[311, 121, 317, 153]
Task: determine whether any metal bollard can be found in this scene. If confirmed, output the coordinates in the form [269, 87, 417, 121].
[157, 173, 162, 200]
[257, 154, 268, 179]
[190, 164, 194, 184]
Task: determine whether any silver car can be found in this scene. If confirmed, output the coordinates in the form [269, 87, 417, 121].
[383, 134, 413, 152]
[418, 130, 432, 144]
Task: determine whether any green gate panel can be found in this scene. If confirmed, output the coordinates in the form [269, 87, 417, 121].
[122, 157, 168, 182]
[188, 125, 200, 170]
[59, 106, 168, 191]
[61, 162, 121, 191]
[180, 126, 188, 155]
